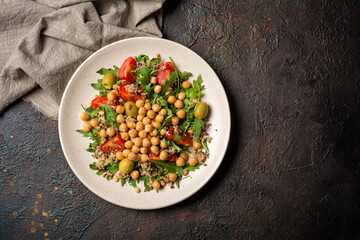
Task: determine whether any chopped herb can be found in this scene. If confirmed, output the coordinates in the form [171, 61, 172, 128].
[191, 118, 204, 142]
[180, 71, 192, 80]
[121, 178, 126, 186]
[96, 65, 120, 76]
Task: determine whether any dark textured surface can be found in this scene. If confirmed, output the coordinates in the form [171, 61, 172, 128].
[1, 0, 360, 239]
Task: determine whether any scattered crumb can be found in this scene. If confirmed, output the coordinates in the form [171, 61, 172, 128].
[69, 190, 73, 194]
[3, 170, 6, 172]
[54, 187, 58, 191]
[36, 193, 42, 199]
[47, 149, 51, 153]
[54, 219, 58, 223]
[44, 233, 49, 237]
[30, 227, 36, 233]
[10, 136, 13, 139]
[42, 211, 48, 217]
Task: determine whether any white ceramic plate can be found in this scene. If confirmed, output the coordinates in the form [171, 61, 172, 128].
[59, 37, 230, 210]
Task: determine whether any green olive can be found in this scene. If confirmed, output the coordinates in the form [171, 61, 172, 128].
[194, 101, 209, 119]
[124, 101, 138, 117]
[119, 158, 134, 174]
[102, 73, 116, 89]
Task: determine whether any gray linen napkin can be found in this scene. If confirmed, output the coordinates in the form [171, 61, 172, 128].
[0, 0, 165, 119]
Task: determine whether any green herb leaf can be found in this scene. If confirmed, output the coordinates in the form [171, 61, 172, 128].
[138, 54, 149, 63]
[121, 178, 126, 186]
[128, 179, 137, 188]
[180, 71, 192, 79]
[100, 105, 117, 126]
[190, 118, 204, 142]
[175, 180, 180, 189]
[160, 72, 177, 95]
[91, 79, 104, 90]
[140, 175, 151, 192]
[187, 74, 205, 101]
[202, 139, 208, 151]
[183, 163, 202, 172]
[96, 65, 120, 76]
[171, 141, 182, 153]
[149, 159, 184, 174]
[150, 58, 161, 68]
[174, 134, 181, 142]
[89, 162, 97, 170]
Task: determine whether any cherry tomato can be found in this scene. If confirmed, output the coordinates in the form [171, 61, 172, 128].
[169, 154, 177, 162]
[119, 57, 137, 82]
[149, 152, 160, 161]
[157, 62, 174, 86]
[101, 134, 125, 154]
[165, 126, 191, 146]
[91, 96, 119, 109]
[118, 82, 145, 102]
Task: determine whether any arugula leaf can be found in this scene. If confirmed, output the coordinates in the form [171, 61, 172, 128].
[96, 170, 106, 175]
[190, 118, 204, 142]
[89, 162, 97, 170]
[184, 163, 202, 172]
[171, 141, 182, 153]
[138, 54, 149, 63]
[76, 129, 94, 138]
[150, 58, 161, 68]
[174, 134, 181, 142]
[128, 179, 137, 188]
[160, 72, 177, 95]
[100, 105, 118, 127]
[91, 79, 104, 90]
[149, 159, 184, 174]
[134, 67, 151, 85]
[175, 180, 180, 189]
[121, 178, 126, 186]
[96, 65, 120, 76]
[140, 175, 151, 192]
[169, 57, 181, 94]
[202, 139, 208, 151]
[187, 75, 205, 101]
[180, 71, 192, 79]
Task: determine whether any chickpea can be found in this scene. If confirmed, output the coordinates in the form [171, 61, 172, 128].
[153, 121, 161, 129]
[121, 132, 129, 141]
[174, 100, 184, 109]
[90, 118, 99, 127]
[155, 114, 164, 123]
[113, 175, 119, 182]
[176, 110, 186, 119]
[159, 151, 168, 160]
[189, 157, 198, 166]
[133, 137, 142, 147]
[152, 104, 161, 112]
[139, 130, 147, 138]
[146, 110, 155, 120]
[145, 124, 154, 133]
[122, 149, 131, 158]
[167, 95, 176, 104]
[152, 180, 160, 190]
[154, 85, 162, 94]
[142, 117, 151, 126]
[136, 122, 144, 131]
[160, 180, 166, 187]
[125, 140, 133, 149]
[128, 152, 138, 161]
[82, 123, 91, 132]
[80, 112, 90, 121]
[127, 121, 136, 129]
[165, 91, 171, 95]
[176, 157, 186, 167]
[151, 146, 159, 154]
[100, 129, 107, 138]
[116, 151, 124, 160]
[129, 129, 138, 138]
[150, 76, 157, 84]
[160, 139, 168, 148]
[131, 170, 140, 179]
[180, 151, 189, 160]
[144, 102, 151, 110]
[119, 123, 128, 132]
[193, 141, 202, 149]
[116, 105, 125, 114]
[116, 114, 125, 123]
[182, 81, 191, 89]
[171, 116, 180, 125]
[135, 100, 144, 108]
[160, 129, 167, 136]
[178, 92, 186, 100]
[150, 129, 158, 137]
[151, 137, 160, 146]
[168, 173, 177, 182]
[188, 129, 194, 135]
[131, 145, 140, 153]
[138, 107, 147, 115]
[140, 147, 148, 154]
[107, 91, 116, 101]
[142, 138, 151, 148]
[159, 108, 167, 116]
[141, 154, 149, 162]
[106, 127, 115, 137]
[137, 114, 145, 122]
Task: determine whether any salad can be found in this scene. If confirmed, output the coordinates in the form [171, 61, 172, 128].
[77, 54, 211, 193]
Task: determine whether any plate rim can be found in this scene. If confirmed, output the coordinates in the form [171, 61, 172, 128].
[58, 37, 231, 210]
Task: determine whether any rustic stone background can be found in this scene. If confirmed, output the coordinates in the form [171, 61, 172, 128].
[1, 0, 360, 239]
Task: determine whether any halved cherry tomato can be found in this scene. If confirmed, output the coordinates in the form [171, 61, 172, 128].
[169, 154, 177, 162]
[91, 96, 119, 109]
[119, 57, 137, 82]
[165, 126, 191, 146]
[149, 152, 160, 161]
[118, 82, 144, 102]
[157, 62, 174, 85]
[101, 134, 125, 154]
[91, 96, 108, 109]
